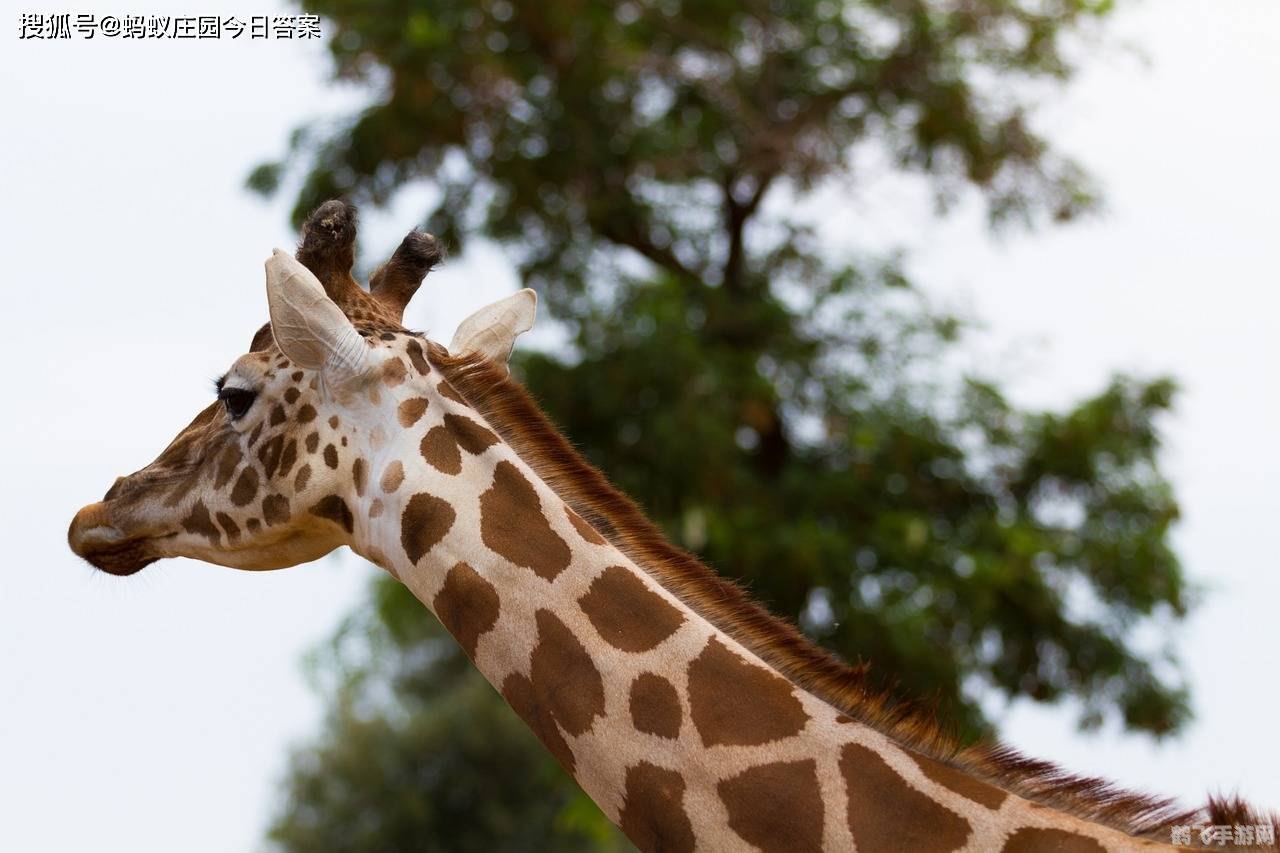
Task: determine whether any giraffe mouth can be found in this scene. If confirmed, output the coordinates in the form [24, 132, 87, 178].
[67, 502, 166, 576]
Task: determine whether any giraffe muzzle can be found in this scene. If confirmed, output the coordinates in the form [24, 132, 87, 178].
[67, 501, 158, 576]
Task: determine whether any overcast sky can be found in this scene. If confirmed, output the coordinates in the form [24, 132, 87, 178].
[2, 1, 1276, 851]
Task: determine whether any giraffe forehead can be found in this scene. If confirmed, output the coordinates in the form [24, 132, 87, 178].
[231, 331, 439, 420]
[224, 351, 275, 387]
[236, 323, 435, 389]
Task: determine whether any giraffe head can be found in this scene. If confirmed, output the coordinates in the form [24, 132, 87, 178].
[67, 200, 535, 576]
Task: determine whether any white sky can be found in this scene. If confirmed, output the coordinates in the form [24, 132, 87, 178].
[1, 1, 1276, 850]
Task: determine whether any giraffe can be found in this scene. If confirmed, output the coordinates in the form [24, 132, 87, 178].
[67, 201, 1274, 852]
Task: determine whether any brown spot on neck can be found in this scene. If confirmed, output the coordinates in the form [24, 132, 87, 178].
[488, 612, 600, 772]
[502, 672, 576, 773]
[405, 338, 430, 374]
[840, 742, 971, 852]
[629, 673, 682, 739]
[380, 460, 404, 493]
[909, 751, 1008, 811]
[432, 562, 500, 659]
[352, 458, 367, 497]
[578, 566, 684, 653]
[437, 379, 467, 404]
[397, 397, 428, 428]
[443, 413, 499, 455]
[718, 759, 824, 853]
[1002, 828, 1106, 852]
[479, 461, 571, 581]
[618, 762, 695, 853]
[420, 425, 462, 475]
[309, 495, 353, 534]
[400, 491, 455, 565]
[565, 505, 605, 545]
[381, 357, 408, 387]
[262, 494, 290, 526]
[687, 636, 809, 747]
[528, 609, 605, 737]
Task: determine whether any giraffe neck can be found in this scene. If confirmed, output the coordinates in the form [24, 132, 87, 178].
[347, 369, 1175, 852]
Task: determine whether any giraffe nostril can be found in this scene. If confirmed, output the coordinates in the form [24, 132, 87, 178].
[104, 476, 127, 501]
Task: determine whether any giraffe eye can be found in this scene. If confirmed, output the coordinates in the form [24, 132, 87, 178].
[217, 387, 257, 420]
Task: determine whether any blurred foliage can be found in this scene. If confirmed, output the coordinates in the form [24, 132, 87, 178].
[258, 1, 1194, 850]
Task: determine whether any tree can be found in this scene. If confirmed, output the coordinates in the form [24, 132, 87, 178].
[256, 2, 1192, 849]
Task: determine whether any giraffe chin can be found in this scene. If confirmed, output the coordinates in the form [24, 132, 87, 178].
[78, 541, 159, 577]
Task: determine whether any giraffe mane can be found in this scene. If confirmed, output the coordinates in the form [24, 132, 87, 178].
[425, 340, 1277, 847]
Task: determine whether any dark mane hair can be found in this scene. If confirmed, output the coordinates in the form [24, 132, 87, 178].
[426, 341, 1276, 848]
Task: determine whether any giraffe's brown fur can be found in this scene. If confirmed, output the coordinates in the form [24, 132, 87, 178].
[66, 200, 1275, 852]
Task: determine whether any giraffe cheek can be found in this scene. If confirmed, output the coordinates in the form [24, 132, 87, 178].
[180, 500, 222, 545]
[215, 512, 242, 543]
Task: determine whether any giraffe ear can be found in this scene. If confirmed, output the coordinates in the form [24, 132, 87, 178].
[449, 289, 537, 370]
[265, 249, 369, 380]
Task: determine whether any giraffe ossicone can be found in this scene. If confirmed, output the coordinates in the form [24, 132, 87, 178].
[67, 201, 1274, 852]
[265, 248, 372, 379]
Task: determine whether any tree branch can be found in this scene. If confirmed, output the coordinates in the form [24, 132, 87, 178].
[721, 170, 776, 294]
[594, 215, 699, 282]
